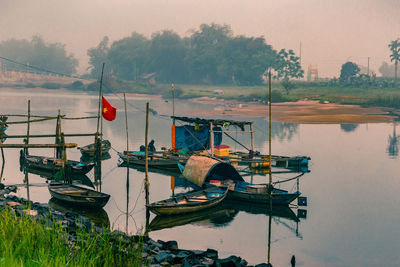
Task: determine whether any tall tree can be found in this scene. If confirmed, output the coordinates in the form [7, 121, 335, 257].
[149, 30, 186, 83]
[340, 61, 360, 82]
[389, 39, 400, 83]
[185, 23, 232, 84]
[107, 32, 150, 81]
[87, 36, 110, 78]
[274, 49, 303, 94]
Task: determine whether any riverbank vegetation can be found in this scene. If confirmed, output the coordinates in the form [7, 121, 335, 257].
[0, 208, 143, 266]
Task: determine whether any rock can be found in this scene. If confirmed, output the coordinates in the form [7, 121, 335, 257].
[23, 209, 38, 216]
[163, 240, 178, 250]
[216, 255, 242, 267]
[205, 248, 218, 259]
[154, 251, 174, 263]
[201, 257, 215, 265]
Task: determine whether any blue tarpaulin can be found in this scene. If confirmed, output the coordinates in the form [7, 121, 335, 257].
[175, 125, 222, 151]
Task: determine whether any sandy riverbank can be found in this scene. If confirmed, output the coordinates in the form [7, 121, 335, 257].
[186, 98, 396, 124]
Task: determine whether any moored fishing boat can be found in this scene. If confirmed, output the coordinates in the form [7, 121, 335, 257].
[118, 151, 189, 171]
[48, 181, 110, 208]
[79, 140, 111, 157]
[182, 155, 301, 206]
[20, 151, 94, 175]
[147, 185, 228, 216]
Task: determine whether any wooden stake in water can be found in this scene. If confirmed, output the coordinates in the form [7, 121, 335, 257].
[144, 102, 150, 236]
[268, 70, 272, 185]
[145, 102, 150, 203]
[124, 93, 130, 233]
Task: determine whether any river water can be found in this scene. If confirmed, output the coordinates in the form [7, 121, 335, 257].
[0, 88, 399, 266]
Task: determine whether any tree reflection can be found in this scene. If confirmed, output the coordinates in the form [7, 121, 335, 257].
[387, 122, 399, 158]
[271, 122, 298, 141]
[340, 123, 359, 132]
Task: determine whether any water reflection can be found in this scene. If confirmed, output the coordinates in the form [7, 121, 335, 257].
[49, 198, 110, 229]
[387, 122, 399, 158]
[271, 122, 299, 141]
[340, 123, 359, 132]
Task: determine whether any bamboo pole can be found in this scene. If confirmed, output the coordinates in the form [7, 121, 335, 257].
[0, 143, 77, 148]
[0, 133, 101, 139]
[124, 93, 129, 164]
[144, 102, 150, 206]
[268, 70, 272, 185]
[0, 116, 7, 182]
[25, 100, 30, 155]
[95, 63, 105, 140]
[210, 122, 214, 156]
[124, 93, 130, 233]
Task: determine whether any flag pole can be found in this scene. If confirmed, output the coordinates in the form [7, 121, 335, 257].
[95, 63, 105, 188]
[96, 63, 105, 140]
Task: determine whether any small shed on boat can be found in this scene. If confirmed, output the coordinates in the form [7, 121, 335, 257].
[182, 155, 244, 187]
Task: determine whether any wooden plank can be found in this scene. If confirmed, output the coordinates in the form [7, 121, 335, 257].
[0, 143, 77, 148]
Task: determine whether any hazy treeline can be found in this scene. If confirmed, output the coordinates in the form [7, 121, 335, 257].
[87, 23, 280, 85]
[0, 35, 78, 75]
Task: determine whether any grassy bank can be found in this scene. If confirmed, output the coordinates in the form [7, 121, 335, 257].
[175, 83, 400, 109]
[0, 208, 143, 266]
[3, 78, 400, 109]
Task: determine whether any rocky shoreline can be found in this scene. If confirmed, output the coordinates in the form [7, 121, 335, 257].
[0, 183, 271, 266]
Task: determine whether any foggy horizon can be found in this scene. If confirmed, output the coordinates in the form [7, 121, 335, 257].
[1, 0, 399, 77]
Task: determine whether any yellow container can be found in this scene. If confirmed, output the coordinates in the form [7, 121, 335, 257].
[250, 161, 270, 169]
[214, 145, 229, 157]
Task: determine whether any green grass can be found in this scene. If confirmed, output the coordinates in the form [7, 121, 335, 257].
[0, 208, 143, 266]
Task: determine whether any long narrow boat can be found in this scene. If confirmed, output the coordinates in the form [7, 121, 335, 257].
[147, 186, 228, 216]
[79, 140, 111, 157]
[226, 181, 300, 205]
[21, 152, 94, 175]
[48, 182, 110, 208]
[118, 151, 188, 171]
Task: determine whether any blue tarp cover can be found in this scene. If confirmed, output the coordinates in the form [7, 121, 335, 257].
[175, 125, 222, 151]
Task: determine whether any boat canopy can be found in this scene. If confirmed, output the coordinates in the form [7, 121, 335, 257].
[182, 155, 244, 187]
[175, 125, 222, 151]
[171, 116, 252, 131]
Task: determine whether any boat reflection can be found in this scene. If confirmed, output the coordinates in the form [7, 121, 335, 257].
[20, 165, 95, 189]
[80, 152, 111, 165]
[49, 198, 110, 229]
[147, 199, 301, 232]
[118, 162, 183, 178]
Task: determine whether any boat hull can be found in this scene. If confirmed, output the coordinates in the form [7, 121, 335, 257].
[147, 187, 228, 216]
[118, 151, 188, 171]
[227, 188, 300, 205]
[48, 183, 110, 209]
[22, 154, 94, 175]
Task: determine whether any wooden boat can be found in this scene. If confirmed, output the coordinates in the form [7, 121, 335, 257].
[147, 186, 228, 216]
[48, 182, 110, 208]
[79, 140, 111, 157]
[182, 155, 301, 206]
[118, 151, 188, 171]
[21, 152, 94, 175]
[225, 182, 300, 205]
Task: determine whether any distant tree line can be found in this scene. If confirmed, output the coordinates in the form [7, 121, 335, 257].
[0, 35, 78, 75]
[87, 23, 302, 86]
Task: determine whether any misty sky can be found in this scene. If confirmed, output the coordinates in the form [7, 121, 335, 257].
[1, 0, 399, 77]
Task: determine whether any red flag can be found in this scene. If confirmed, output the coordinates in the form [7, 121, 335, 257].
[102, 96, 117, 121]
